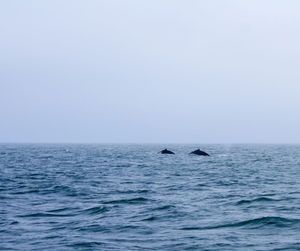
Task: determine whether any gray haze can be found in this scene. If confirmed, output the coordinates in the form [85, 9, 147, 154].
[1, 1, 300, 143]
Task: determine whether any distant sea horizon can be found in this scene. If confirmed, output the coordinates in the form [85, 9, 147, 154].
[2, 142, 300, 145]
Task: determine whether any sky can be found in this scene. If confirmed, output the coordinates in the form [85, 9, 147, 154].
[1, 0, 300, 143]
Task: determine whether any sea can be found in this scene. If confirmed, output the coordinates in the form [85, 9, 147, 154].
[0, 144, 300, 250]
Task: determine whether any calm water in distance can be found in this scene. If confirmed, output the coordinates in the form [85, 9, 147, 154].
[1, 144, 300, 250]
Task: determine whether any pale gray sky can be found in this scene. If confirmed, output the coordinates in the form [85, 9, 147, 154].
[1, 0, 300, 143]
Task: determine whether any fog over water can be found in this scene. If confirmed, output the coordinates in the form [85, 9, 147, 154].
[1, 1, 300, 143]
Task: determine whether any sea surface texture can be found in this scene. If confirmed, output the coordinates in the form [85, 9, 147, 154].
[1, 144, 300, 250]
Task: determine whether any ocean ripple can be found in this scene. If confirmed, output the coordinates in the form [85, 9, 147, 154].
[1, 144, 300, 250]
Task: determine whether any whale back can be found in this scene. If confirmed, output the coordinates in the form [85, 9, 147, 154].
[160, 149, 175, 154]
[190, 149, 210, 156]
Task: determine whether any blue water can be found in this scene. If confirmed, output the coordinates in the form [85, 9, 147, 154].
[1, 144, 300, 250]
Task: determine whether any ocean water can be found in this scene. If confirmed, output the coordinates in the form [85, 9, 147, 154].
[1, 144, 300, 251]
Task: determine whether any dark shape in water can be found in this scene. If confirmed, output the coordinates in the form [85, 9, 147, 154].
[190, 149, 210, 156]
[160, 149, 175, 154]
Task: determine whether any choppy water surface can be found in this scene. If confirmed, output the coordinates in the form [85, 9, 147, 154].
[1, 144, 300, 250]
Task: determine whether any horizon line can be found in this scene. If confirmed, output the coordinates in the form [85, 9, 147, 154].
[1, 142, 300, 145]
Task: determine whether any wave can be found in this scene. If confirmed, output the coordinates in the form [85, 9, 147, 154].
[152, 205, 175, 211]
[38, 155, 54, 159]
[69, 241, 104, 248]
[73, 224, 110, 233]
[46, 207, 76, 213]
[113, 189, 149, 194]
[46, 205, 109, 216]
[236, 197, 278, 205]
[103, 197, 149, 205]
[142, 216, 158, 221]
[180, 216, 300, 230]
[19, 212, 75, 218]
[80, 205, 109, 215]
[11, 189, 39, 195]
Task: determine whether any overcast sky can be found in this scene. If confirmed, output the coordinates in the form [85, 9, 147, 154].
[1, 1, 300, 143]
